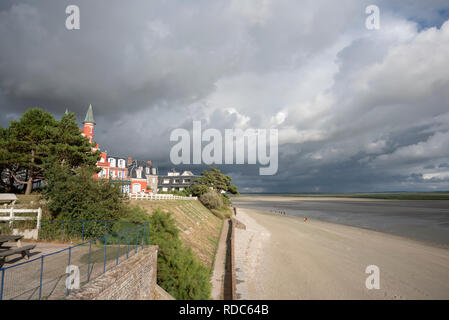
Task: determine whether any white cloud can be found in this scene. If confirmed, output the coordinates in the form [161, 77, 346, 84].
[2, 1, 449, 191]
[375, 131, 449, 163]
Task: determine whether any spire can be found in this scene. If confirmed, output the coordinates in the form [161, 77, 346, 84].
[83, 104, 95, 124]
[64, 108, 69, 115]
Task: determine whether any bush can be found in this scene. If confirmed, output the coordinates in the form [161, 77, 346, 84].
[40, 165, 128, 239]
[42, 166, 125, 222]
[159, 189, 191, 197]
[190, 184, 210, 197]
[199, 191, 223, 210]
[150, 209, 211, 300]
[123, 205, 151, 224]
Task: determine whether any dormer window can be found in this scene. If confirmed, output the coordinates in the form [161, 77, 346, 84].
[118, 159, 126, 168]
[108, 158, 116, 167]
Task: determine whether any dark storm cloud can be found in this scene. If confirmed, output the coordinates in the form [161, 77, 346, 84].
[1, 0, 449, 192]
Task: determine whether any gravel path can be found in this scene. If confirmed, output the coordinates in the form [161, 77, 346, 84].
[210, 219, 228, 300]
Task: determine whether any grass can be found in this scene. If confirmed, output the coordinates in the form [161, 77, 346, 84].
[129, 199, 222, 271]
[211, 206, 233, 219]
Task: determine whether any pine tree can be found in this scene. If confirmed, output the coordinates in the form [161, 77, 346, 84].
[0, 108, 100, 194]
[196, 167, 239, 194]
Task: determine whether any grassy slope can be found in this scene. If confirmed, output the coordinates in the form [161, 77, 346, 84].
[130, 199, 223, 271]
[10, 196, 222, 270]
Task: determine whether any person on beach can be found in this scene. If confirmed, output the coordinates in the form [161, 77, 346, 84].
[304, 217, 308, 222]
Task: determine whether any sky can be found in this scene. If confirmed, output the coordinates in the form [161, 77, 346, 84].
[1, 0, 449, 193]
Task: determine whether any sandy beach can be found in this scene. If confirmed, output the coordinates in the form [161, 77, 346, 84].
[233, 207, 449, 300]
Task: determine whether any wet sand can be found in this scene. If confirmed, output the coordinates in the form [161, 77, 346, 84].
[232, 196, 449, 247]
[234, 208, 449, 299]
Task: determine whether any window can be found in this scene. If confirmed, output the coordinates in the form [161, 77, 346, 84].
[108, 158, 116, 167]
[174, 179, 180, 184]
[146, 167, 150, 174]
[118, 159, 126, 168]
[132, 183, 141, 193]
[183, 179, 191, 184]
[99, 168, 107, 178]
[163, 179, 170, 184]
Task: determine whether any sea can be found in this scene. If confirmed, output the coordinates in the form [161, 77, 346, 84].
[232, 196, 449, 247]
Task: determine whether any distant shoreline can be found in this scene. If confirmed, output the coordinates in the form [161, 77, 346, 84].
[232, 192, 449, 200]
[232, 195, 449, 248]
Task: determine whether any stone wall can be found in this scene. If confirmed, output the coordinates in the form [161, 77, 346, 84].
[67, 245, 158, 300]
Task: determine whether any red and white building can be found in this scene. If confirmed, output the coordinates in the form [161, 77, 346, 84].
[80, 105, 157, 194]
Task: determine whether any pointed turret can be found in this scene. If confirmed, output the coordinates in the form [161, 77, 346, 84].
[83, 104, 95, 124]
[82, 104, 96, 144]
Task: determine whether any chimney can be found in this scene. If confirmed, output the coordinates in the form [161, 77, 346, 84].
[127, 157, 133, 166]
[147, 160, 152, 165]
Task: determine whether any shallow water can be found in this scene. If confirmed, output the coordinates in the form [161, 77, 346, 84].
[232, 196, 449, 247]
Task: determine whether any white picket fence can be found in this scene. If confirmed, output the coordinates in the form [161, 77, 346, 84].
[128, 193, 197, 201]
[0, 207, 42, 239]
[0, 207, 42, 227]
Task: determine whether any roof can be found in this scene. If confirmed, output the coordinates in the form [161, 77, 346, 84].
[83, 104, 95, 124]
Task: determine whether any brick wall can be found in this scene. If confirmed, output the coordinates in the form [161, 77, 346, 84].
[67, 245, 158, 300]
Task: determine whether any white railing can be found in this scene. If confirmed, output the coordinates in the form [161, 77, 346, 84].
[128, 193, 197, 201]
[0, 207, 42, 229]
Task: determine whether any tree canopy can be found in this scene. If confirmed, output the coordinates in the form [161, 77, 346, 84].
[0, 108, 100, 194]
[195, 167, 239, 195]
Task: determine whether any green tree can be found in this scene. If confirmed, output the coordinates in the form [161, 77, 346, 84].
[1, 108, 57, 194]
[48, 112, 100, 170]
[42, 165, 124, 221]
[196, 167, 239, 195]
[0, 108, 99, 194]
[0, 127, 16, 192]
[189, 184, 210, 197]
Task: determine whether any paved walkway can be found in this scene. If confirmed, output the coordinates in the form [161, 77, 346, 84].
[210, 219, 229, 300]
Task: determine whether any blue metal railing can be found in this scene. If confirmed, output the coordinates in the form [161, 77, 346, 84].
[0, 221, 150, 300]
[38, 219, 139, 242]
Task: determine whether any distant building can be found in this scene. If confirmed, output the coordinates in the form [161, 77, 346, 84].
[157, 169, 199, 192]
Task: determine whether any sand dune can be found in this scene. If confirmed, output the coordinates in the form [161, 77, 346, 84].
[234, 208, 449, 300]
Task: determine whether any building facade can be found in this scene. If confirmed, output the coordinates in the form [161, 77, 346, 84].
[157, 170, 198, 192]
[79, 105, 157, 194]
